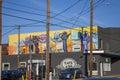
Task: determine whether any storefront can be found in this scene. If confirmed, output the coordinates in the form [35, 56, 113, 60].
[2, 51, 120, 77]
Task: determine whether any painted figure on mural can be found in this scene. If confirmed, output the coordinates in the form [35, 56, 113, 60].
[92, 32, 98, 49]
[31, 36, 39, 53]
[23, 36, 40, 53]
[78, 30, 83, 51]
[38, 34, 47, 52]
[38, 34, 46, 43]
[83, 31, 90, 53]
[61, 31, 71, 52]
[14, 39, 24, 54]
[51, 32, 61, 43]
[50, 32, 62, 52]
[24, 36, 30, 46]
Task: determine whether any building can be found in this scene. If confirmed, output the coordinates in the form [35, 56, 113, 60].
[2, 26, 120, 77]
[2, 44, 8, 55]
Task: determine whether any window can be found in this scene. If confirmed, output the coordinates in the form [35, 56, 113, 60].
[99, 39, 103, 49]
[20, 62, 26, 68]
[89, 62, 98, 71]
[92, 62, 98, 70]
[2, 63, 10, 70]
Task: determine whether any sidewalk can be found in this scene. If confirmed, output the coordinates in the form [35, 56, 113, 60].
[103, 75, 120, 78]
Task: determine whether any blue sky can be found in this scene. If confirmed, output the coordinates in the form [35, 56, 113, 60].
[2, 0, 120, 44]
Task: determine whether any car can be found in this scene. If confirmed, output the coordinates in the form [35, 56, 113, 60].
[59, 68, 82, 79]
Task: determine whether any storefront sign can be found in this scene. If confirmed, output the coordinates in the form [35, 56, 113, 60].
[56, 58, 81, 69]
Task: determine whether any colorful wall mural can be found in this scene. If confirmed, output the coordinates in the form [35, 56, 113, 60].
[8, 26, 98, 55]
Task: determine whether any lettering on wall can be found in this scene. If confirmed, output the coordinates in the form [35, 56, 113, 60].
[56, 58, 82, 69]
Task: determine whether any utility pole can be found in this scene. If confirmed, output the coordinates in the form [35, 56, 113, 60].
[46, 0, 50, 80]
[0, 0, 2, 80]
[29, 35, 32, 80]
[17, 25, 20, 68]
[89, 0, 93, 77]
[81, 27, 83, 52]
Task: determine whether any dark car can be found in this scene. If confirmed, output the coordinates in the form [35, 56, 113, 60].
[59, 68, 82, 79]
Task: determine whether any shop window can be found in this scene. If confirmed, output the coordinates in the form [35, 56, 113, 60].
[92, 62, 98, 70]
[89, 62, 98, 71]
[2, 63, 10, 70]
[20, 62, 26, 68]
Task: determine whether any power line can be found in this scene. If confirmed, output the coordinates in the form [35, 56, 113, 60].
[2, 27, 17, 36]
[3, 0, 106, 27]
[2, 12, 46, 23]
[56, 0, 105, 26]
[3, 6, 81, 26]
[3, 0, 80, 20]
[51, 0, 82, 18]
[3, 0, 45, 11]
[3, 6, 45, 17]
[71, 0, 88, 27]
[2, 12, 85, 31]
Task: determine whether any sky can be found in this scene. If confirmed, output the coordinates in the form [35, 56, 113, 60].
[1, 0, 120, 44]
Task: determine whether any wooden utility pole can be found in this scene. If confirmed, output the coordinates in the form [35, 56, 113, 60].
[0, 0, 2, 80]
[17, 25, 20, 68]
[46, 0, 50, 80]
[89, 0, 93, 77]
[29, 35, 32, 80]
[81, 27, 83, 52]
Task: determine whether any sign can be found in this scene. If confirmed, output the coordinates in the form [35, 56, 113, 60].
[56, 58, 81, 69]
[103, 63, 111, 71]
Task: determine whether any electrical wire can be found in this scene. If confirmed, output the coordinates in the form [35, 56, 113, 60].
[51, 0, 82, 18]
[3, 0, 81, 21]
[71, 0, 88, 27]
[2, 12, 85, 31]
[56, 0, 105, 26]
[2, 27, 17, 36]
[3, 0, 45, 11]
[3, 6, 81, 27]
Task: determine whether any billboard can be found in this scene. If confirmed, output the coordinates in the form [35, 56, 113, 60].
[8, 26, 98, 55]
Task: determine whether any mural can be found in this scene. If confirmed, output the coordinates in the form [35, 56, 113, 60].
[8, 26, 98, 55]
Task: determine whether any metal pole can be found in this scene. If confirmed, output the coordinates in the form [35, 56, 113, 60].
[46, 0, 50, 80]
[18, 25, 20, 68]
[89, 0, 93, 77]
[0, 0, 2, 80]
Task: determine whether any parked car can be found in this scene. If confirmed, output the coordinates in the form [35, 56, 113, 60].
[59, 68, 82, 79]
[2, 68, 27, 80]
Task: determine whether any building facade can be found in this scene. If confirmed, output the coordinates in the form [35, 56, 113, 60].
[2, 26, 120, 77]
